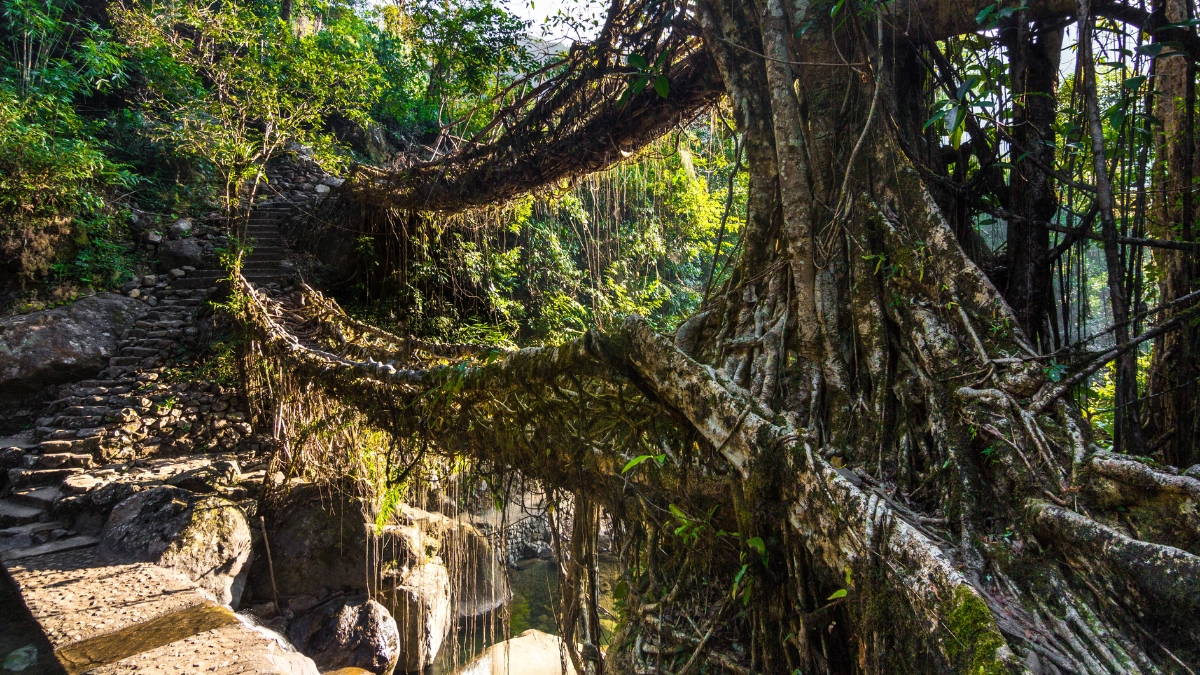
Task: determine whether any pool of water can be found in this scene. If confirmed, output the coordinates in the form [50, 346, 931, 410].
[432, 556, 619, 674]
[0, 572, 62, 675]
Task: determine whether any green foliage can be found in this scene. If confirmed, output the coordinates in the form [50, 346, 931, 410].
[340, 121, 742, 345]
[0, 0, 133, 284]
[112, 0, 380, 214]
[511, 128, 744, 341]
[190, 338, 241, 385]
[216, 234, 253, 272]
[622, 453, 665, 474]
[50, 218, 140, 289]
[393, 0, 531, 121]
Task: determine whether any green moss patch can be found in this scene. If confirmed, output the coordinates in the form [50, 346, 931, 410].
[942, 585, 1010, 674]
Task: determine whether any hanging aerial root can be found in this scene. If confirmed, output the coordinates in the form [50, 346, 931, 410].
[354, 48, 722, 214]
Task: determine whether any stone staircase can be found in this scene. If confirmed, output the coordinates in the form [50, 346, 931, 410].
[0, 272, 241, 562]
[168, 205, 296, 292]
[240, 206, 293, 288]
[0, 205, 313, 674]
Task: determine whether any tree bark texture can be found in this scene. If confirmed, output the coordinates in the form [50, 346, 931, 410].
[1001, 17, 1064, 352]
[1147, 0, 1200, 468]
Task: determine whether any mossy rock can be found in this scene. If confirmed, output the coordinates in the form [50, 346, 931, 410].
[99, 486, 252, 606]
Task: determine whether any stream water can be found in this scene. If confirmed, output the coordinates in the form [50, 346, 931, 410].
[0, 573, 62, 675]
[433, 556, 619, 674]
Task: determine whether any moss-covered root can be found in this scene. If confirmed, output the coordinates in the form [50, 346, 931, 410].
[941, 586, 1017, 675]
[1029, 500, 1200, 613]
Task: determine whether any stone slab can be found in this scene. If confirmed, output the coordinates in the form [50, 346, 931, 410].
[11, 485, 62, 509]
[88, 621, 319, 675]
[0, 536, 98, 562]
[0, 499, 41, 527]
[3, 548, 213, 649]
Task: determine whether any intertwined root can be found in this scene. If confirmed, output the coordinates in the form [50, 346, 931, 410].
[230, 270, 1200, 672]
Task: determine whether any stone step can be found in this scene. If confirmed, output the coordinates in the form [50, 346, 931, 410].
[146, 310, 189, 320]
[0, 521, 66, 553]
[171, 279, 220, 290]
[0, 535, 99, 562]
[3, 547, 318, 675]
[25, 453, 94, 470]
[10, 486, 63, 510]
[0, 500, 42, 528]
[38, 439, 78, 453]
[7, 468, 82, 490]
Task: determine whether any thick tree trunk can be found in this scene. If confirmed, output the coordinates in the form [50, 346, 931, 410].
[1147, 0, 1200, 468]
[643, 0, 1199, 668]
[1002, 18, 1063, 352]
[1078, 1, 1146, 455]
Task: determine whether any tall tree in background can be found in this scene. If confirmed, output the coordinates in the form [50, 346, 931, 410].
[1002, 17, 1063, 351]
[1148, 0, 1200, 467]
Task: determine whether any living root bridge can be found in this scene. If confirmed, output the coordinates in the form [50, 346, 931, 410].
[230, 273, 1198, 673]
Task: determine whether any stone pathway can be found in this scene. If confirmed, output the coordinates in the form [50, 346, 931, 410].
[241, 206, 293, 289]
[0, 205, 318, 675]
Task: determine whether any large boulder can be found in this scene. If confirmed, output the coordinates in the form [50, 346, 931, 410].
[99, 486, 252, 606]
[287, 596, 400, 675]
[384, 504, 509, 619]
[160, 237, 204, 268]
[250, 486, 370, 599]
[455, 630, 577, 675]
[251, 487, 508, 671]
[0, 293, 144, 391]
[166, 459, 242, 494]
[254, 487, 506, 614]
